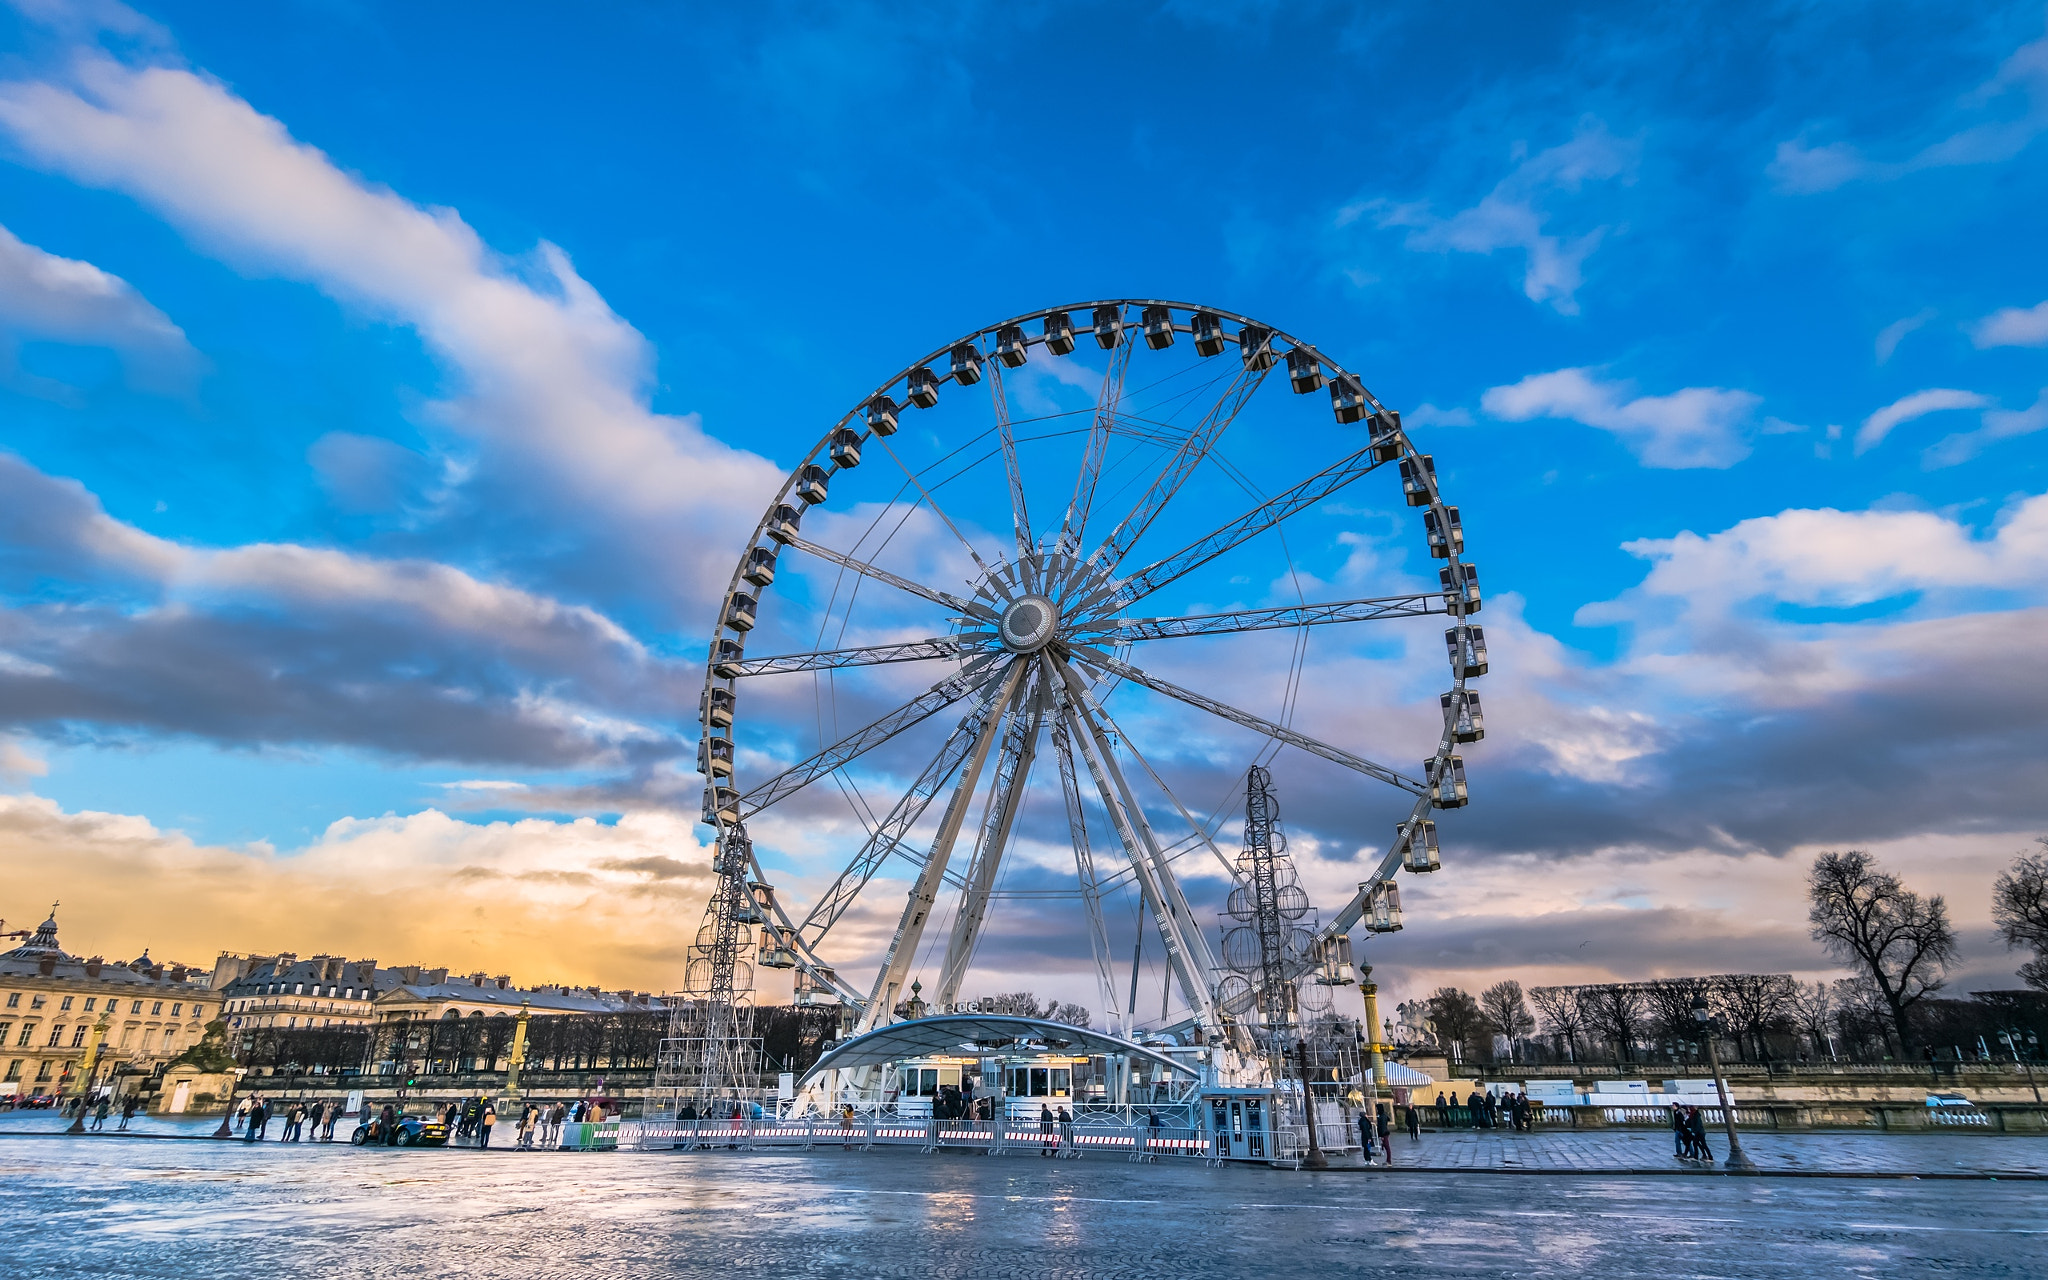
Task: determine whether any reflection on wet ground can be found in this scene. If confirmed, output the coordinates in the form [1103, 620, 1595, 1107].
[2, 1133, 2042, 1278]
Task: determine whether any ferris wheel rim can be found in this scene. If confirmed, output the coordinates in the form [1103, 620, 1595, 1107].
[693, 299, 1482, 1020]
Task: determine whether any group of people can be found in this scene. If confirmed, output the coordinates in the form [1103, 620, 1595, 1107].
[1432, 1087, 1536, 1131]
[231, 1097, 340, 1142]
[1670, 1104, 1716, 1161]
[1036, 1103, 1075, 1154]
[83, 1095, 141, 1130]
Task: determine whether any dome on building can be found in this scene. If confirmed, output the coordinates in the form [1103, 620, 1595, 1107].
[2, 906, 69, 962]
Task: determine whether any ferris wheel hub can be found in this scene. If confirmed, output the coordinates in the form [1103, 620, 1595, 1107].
[997, 593, 1060, 653]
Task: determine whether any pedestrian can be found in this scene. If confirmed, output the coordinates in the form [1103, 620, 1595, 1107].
[380, 1103, 399, 1147]
[1057, 1105, 1074, 1154]
[283, 1104, 300, 1142]
[1039, 1103, 1055, 1156]
[233, 1097, 250, 1134]
[118, 1096, 137, 1131]
[1376, 1104, 1392, 1154]
[1686, 1105, 1712, 1161]
[841, 1103, 856, 1150]
[91, 1095, 110, 1130]
[1358, 1110, 1376, 1163]
[1670, 1104, 1689, 1159]
[1406, 1103, 1421, 1141]
[550, 1101, 566, 1145]
[479, 1100, 496, 1149]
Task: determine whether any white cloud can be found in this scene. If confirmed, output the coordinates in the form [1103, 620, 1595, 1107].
[1367, 120, 1636, 315]
[1480, 367, 1760, 468]
[1971, 300, 2048, 348]
[1604, 494, 2048, 615]
[1853, 387, 1993, 453]
[0, 792, 713, 986]
[0, 220, 197, 391]
[1923, 388, 2048, 468]
[0, 55, 782, 616]
[1874, 309, 1934, 363]
[1404, 403, 1474, 428]
[436, 779, 529, 793]
[1770, 30, 2048, 192]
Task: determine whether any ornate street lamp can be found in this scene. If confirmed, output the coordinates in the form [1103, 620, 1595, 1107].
[1691, 994, 1756, 1172]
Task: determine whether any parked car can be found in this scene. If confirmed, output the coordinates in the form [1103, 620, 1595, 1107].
[350, 1112, 450, 1147]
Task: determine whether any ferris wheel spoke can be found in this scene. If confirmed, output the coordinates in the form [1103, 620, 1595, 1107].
[1071, 592, 1446, 646]
[1068, 651, 1428, 797]
[784, 535, 982, 616]
[859, 661, 1028, 1031]
[1056, 322, 1136, 558]
[792, 676, 1015, 952]
[935, 676, 1046, 1005]
[985, 361, 1035, 572]
[723, 636, 970, 677]
[1045, 663, 1122, 1034]
[872, 436, 1001, 584]
[1089, 442, 1397, 615]
[1050, 660, 1225, 1034]
[1079, 362, 1272, 582]
[738, 669, 996, 818]
[1065, 685, 1243, 887]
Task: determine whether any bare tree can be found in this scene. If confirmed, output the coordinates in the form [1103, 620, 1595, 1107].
[1479, 981, 1536, 1060]
[1578, 984, 1648, 1062]
[1714, 973, 1798, 1061]
[1425, 987, 1486, 1063]
[1046, 1002, 1092, 1029]
[1529, 986, 1586, 1061]
[1788, 980, 1836, 1059]
[1993, 838, 2048, 993]
[1807, 850, 1958, 1049]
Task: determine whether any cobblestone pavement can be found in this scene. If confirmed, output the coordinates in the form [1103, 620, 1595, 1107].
[4, 1133, 2044, 1278]
[1370, 1128, 2048, 1176]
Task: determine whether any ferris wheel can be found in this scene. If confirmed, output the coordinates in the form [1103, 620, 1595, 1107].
[688, 300, 1484, 1052]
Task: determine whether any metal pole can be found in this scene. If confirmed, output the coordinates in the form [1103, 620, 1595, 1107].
[1295, 1040, 1327, 1170]
[1693, 996, 1755, 1172]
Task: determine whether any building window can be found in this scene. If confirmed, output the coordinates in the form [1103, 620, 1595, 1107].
[131, 1001, 142, 1015]
[293, 983, 303, 995]
[29, 996, 45, 1010]
[170, 1003, 181, 1017]
[4, 1060, 18, 1081]
[192, 1005, 205, 1021]
[161, 1029, 175, 1051]
[47, 1026, 64, 1047]
[3, 994, 15, 1008]
[151, 1002, 163, 1016]
[83, 998, 96, 1012]
[35, 1061, 52, 1082]
[69, 1026, 87, 1048]
[120, 1027, 134, 1048]
[15, 1025, 30, 1047]
[59, 997, 73, 1011]
[0, 1024, 8, 1045]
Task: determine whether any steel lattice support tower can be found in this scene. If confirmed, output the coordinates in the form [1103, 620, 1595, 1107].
[1241, 766, 1296, 1055]
[660, 824, 759, 1105]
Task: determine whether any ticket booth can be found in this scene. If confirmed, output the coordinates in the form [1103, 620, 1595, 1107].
[1202, 1087, 1279, 1161]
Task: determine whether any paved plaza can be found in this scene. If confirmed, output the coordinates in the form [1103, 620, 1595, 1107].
[2, 1124, 2043, 1278]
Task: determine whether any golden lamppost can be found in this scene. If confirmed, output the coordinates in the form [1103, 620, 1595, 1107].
[506, 1000, 532, 1098]
[65, 1011, 113, 1134]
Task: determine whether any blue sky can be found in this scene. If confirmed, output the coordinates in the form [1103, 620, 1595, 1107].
[0, 0, 2044, 1003]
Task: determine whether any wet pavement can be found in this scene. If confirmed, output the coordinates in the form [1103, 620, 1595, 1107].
[3, 1129, 2044, 1278]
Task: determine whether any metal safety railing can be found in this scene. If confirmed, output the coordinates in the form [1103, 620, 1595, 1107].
[617, 1114, 1226, 1159]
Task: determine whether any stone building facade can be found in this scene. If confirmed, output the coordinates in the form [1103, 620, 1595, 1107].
[0, 911, 214, 1099]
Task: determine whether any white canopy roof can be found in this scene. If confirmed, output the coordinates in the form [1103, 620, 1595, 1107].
[796, 1014, 1200, 1091]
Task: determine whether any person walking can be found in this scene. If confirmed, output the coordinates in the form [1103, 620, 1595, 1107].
[1358, 1110, 1376, 1164]
[1376, 1104, 1392, 1156]
[380, 1103, 399, 1147]
[1670, 1104, 1689, 1159]
[478, 1100, 497, 1149]
[1686, 1105, 1712, 1161]
[233, 1097, 250, 1135]
[91, 1095, 110, 1130]
[1405, 1103, 1421, 1141]
[323, 1103, 340, 1141]
[118, 1096, 137, 1131]
[1038, 1103, 1055, 1156]
[1057, 1105, 1074, 1155]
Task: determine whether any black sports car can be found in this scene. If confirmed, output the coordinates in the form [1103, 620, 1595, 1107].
[350, 1114, 451, 1147]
